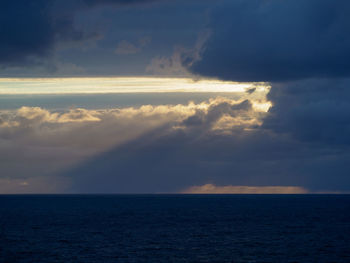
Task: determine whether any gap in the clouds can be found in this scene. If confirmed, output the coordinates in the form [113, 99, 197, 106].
[0, 92, 248, 110]
[0, 77, 270, 111]
[0, 77, 269, 94]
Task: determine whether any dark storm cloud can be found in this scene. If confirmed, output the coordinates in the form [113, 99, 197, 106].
[179, 0, 350, 193]
[1, 1, 53, 65]
[263, 78, 350, 145]
[80, 0, 157, 7]
[0, 0, 158, 67]
[188, 0, 350, 82]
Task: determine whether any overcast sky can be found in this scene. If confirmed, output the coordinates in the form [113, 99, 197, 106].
[1, 0, 350, 193]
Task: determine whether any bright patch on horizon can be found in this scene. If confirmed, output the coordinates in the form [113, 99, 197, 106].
[0, 77, 269, 94]
[181, 184, 308, 194]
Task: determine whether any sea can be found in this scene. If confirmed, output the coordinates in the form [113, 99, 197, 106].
[0, 195, 349, 262]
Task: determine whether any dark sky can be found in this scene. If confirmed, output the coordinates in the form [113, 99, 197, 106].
[1, 0, 211, 77]
[1, 0, 350, 193]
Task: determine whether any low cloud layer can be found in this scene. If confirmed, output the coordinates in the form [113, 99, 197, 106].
[0, 97, 267, 193]
[0, 176, 70, 194]
[181, 184, 308, 194]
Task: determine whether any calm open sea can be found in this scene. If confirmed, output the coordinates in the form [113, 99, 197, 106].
[0, 195, 349, 262]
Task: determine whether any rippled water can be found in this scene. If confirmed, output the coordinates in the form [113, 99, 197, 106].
[1, 195, 349, 262]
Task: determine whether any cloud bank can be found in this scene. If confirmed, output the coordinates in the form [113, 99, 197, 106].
[181, 184, 308, 194]
[1, 91, 350, 193]
[0, 97, 267, 193]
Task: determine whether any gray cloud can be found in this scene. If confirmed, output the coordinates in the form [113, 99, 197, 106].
[146, 30, 210, 76]
[264, 78, 350, 145]
[115, 37, 151, 55]
[0, 0, 159, 68]
[187, 0, 350, 82]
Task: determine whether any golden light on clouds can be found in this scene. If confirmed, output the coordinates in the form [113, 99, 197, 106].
[0, 77, 270, 94]
[182, 184, 308, 194]
[252, 101, 272, 112]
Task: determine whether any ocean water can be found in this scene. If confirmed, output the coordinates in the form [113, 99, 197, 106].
[0, 195, 349, 262]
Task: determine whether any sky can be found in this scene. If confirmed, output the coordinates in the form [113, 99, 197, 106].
[1, 0, 350, 194]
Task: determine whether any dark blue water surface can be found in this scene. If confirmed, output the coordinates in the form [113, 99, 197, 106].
[1, 195, 349, 262]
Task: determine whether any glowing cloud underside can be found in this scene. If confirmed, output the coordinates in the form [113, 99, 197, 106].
[0, 77, 269, 94]
[182, 184, 308, 194]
